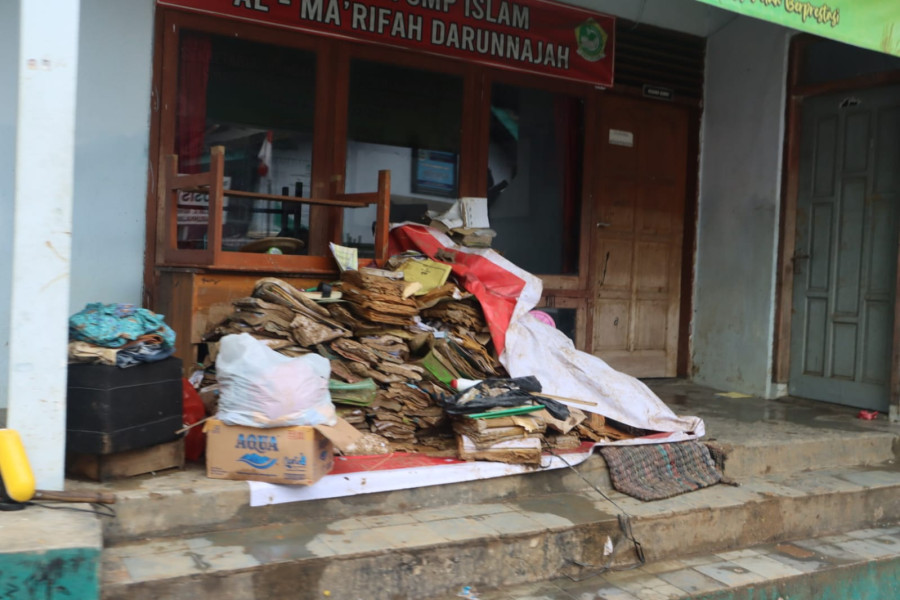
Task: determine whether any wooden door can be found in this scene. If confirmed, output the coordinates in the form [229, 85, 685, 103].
[789, 85, 900, 410]
[591, 95, 689, 377]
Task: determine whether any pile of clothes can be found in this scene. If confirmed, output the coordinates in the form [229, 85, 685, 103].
[68, 303, 176, 368]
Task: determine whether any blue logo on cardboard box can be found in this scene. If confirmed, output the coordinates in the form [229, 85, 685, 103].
[234, 433, 278, 454]
[238, 453, 277, 469]
[285, 454, 307, 471]
[235, 433, 279, 452]
[235, 433, 280, 470]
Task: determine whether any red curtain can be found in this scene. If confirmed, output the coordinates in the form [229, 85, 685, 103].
[176, 32, 212, 174]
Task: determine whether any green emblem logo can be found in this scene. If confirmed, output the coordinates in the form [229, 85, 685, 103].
[575, 19, 608, 62]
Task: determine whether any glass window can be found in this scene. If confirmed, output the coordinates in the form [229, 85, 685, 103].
[488, 83, 583, 275]
[343, 60, 464, 256]
[175, 32, 317, 254]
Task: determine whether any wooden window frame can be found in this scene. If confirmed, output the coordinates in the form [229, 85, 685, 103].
[148, 9, 342, 285]
[146, 7, 599, 301]
[146, 8, 603, 344]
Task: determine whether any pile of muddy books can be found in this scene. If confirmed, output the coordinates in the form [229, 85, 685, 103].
[203, 262, 503, 455]
[202, 261, 633, 464]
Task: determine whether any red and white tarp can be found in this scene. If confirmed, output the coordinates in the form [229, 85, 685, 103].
[390, 224, 705, 444]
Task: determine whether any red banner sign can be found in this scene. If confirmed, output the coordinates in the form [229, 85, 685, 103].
[158, 0, 615, 87]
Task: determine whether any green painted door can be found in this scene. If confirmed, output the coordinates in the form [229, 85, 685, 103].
[790, 85, 900, 410]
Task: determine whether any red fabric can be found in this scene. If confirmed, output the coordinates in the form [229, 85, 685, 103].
[176, 32, 212, 174]
[330, 442, 594, 475]
[182, 379, 206, 461]
[390, 224, 528, 356]
[257, 130, 273, 177]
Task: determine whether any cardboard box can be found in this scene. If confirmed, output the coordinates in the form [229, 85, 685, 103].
[204, 419, 334, 485]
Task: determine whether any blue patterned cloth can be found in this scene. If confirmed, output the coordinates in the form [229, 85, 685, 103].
[69, 303, 176, 350]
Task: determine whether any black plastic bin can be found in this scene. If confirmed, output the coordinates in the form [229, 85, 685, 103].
[66, 357, 183, 455]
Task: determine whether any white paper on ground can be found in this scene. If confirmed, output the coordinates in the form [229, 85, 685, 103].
[248, 446, 594, 507]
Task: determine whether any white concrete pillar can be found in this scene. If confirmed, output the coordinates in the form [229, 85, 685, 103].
[7, 0, 81, 491]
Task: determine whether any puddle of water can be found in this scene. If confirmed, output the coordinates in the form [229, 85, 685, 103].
[514, 493, 615, 524]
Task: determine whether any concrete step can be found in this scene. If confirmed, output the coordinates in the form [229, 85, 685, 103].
[432, 524, 900, 600]
[83, 411, 899, 546]
[94, 457, 613, 545]
[709, 427, 898, 479]
[101, 463, 900, 600]
[0, 502, 104, 600]
[67, 380, 900, 547]
[653, 380, 900, 479]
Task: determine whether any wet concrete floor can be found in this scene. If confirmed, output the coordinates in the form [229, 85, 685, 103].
[648, 378, 899, 437]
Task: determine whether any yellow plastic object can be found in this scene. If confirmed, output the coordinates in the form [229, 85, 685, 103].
[0, 429, 36, 503]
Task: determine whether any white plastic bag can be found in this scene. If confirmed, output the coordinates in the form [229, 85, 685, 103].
[216, 333, 337, 427]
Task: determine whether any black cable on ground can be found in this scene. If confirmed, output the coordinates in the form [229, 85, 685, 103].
[24, 501, 117, 518]
[546, 448, 646, 581]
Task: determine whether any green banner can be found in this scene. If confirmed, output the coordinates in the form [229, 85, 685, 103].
[695, 0, 900, 56]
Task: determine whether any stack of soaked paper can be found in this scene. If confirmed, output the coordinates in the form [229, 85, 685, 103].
[204, 278, 352, 356]
[366, 382, 448, 444]
[416, 285, 492, 340]
[427, 197, 496, 248]
[575, 411, 638, 443]
[369, 390, 417, 442]
[384, 382, 446, 431]
[453, 414, 546, 447]
[337, 406, 368, 431]
[418, 337, 502, 386]
[328, 337, 425, 385]
[457, 435, 543, 465]
[340, 270, 419, 326]
[450, 228, 496, 248]
[421, 299, 484, 332]
[207, 270, 629, 463]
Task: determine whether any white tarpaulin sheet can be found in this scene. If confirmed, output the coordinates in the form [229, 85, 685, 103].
[248, 446, 594, 507]
[393, 224, 705, 445]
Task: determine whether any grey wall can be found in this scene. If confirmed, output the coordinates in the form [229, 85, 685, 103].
[0, 2, 19, 410]
[0, 0, 155, 409]
[70, 0, 155, 313]
[692, 16, 792, 397]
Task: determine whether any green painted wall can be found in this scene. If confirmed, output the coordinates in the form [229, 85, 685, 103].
[695, 557, 900, 600]
[0, 548, 99, 600]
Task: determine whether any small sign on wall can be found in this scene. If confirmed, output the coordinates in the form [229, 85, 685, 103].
[608, 129, 634, 147]
[642, 84, 673, 101]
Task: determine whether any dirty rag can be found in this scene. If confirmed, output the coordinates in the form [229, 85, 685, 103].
[69, 303, 176, 349]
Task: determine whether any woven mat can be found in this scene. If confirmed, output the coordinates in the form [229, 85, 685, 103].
[599, 441, 722, 501]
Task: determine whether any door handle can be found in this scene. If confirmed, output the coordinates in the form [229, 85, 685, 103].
[597, 222, 611, 228]
[792, 252, 810, 261]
